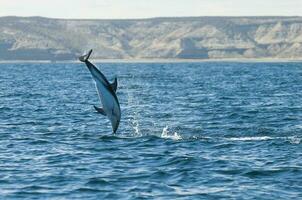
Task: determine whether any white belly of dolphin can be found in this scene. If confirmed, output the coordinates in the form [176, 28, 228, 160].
[95, 82, 115, 117]
[95, 80, 121, 133]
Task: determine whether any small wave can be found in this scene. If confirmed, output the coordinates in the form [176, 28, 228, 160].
[177, 135, 301, 145]
[98, 134, 134, 141]
[294, 125, 302, 129]
[73, 188, 103, 193]
[225, 136, 301, 144]
[226, 136, 273, 141]
[173, 186, 227, 195]
[161, 126, 182, 140]
[288, 136, 301, 144]
[86, 177, 109, 186]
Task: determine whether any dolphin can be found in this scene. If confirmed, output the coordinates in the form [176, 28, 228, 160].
[79, 49, 121, 133]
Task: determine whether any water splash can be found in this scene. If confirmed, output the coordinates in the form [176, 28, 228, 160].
[131, 118, 141, 136]
[126, 85, 142, 137]
[161, 126, 182, 140]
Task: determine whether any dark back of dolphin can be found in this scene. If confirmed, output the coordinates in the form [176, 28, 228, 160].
[79, 49, 121, 133]
[80, 50, 120, 105]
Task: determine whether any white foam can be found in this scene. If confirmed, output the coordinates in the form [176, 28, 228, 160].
[173, 186, 226, 195]
[225, 136, 301, 144]
[47, 126, 56, 132]
[161, 126, 182, 140]
[288, 136, 301, 144]
[226, 136, 273, 141]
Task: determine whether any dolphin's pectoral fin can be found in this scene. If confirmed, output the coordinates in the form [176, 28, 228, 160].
[93, 105, 106, 116]
[110, 77, 118, 92]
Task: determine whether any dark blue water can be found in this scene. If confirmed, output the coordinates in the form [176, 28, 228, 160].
[0, 62, 301, 199]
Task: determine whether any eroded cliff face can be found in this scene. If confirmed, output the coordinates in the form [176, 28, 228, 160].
[1, 16, 302, 60]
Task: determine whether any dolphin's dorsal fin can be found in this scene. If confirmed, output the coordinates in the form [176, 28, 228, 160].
[110, 77, 118, 92]
[79, 49, 93, 62]
[93, 105, 106, 116]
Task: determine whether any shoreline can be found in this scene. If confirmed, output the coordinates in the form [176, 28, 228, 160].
[1, 58, 302, 64]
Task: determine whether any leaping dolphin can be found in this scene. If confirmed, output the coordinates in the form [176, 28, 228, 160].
[79, 49, 121, 133]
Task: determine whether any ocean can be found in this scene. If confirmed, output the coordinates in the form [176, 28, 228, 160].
[0, 62, 301, 199]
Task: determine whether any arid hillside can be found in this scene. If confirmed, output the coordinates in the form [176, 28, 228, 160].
[1, 16, 302, 60]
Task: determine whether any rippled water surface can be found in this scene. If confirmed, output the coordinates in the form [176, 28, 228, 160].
[0, 62, 302, 199]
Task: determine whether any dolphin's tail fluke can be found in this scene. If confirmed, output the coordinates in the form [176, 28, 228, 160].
[79, 49, 93, 62]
